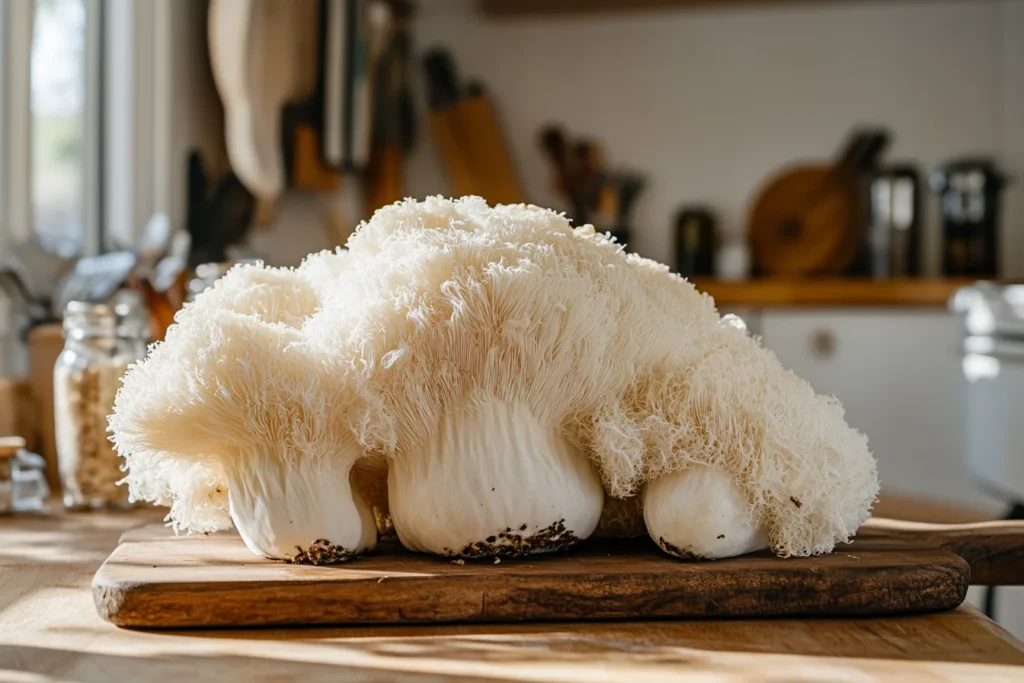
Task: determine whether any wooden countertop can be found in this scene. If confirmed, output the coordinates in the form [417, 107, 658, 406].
[2, 507, 1023, 681]
[692, 278, 974, 308]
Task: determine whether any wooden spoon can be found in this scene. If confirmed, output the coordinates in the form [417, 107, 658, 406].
[208, 0, 319, 199]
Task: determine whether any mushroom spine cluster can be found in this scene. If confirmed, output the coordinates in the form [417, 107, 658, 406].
[110, 197, 878, 564]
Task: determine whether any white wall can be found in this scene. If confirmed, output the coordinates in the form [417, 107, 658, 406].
[248, 1, 1023, 276]
[395, 0, 1023, 277]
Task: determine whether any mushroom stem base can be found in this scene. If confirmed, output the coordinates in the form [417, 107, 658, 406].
[644, 465, 769, 560]
[389, 394, 604, 557]
[225, 453, 377, 562]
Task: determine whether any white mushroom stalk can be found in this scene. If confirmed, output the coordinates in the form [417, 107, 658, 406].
[644, 466, 769, 559]
[388, 393, 603, 557]
[110, 268, 384, 563]
[225, 449, 377, 563]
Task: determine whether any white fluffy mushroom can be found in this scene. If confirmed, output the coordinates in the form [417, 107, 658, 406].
[309, 197, 878, 560]
[644, 466, 769, 559]
[111, 268, 383, 563]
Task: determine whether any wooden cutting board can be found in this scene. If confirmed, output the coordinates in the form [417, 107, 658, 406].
[92, 521, 986, 629]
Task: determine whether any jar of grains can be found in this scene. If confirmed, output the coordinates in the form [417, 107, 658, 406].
[54, 299, 148, 509]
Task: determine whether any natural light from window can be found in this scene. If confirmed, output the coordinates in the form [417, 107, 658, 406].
[30, 0, 86, 257]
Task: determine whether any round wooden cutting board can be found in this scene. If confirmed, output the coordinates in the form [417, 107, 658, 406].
[748, 164, 862, 277]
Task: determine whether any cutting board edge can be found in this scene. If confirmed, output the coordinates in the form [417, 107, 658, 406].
[91, 546, 970, 629]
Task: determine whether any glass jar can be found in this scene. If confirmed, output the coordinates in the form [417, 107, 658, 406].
[54, 300, 148, 509]
[0, 437, 50, 514]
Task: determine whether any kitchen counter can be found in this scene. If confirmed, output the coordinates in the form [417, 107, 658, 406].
[2, 507, 1023, 681]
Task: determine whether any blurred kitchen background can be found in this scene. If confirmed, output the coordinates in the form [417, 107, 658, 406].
[1, 0, 1022, 633]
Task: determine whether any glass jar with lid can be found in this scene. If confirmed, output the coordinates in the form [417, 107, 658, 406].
[54, 297, 149, 509]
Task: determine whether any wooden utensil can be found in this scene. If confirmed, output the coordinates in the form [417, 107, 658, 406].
[423, 49, 476, 197]
[423, 49, 522, 204]
[539, 125, 571, 199]
[209, 0, 320, 199]
[460, 81, 524, 205]
[131, 276, 177, 343]
[92, 517, 1024, 629]
[291, 123, 342, 191]
[748, 129, 890, 276]
[364, 3, 415, 213]
[569, 139, 606, 224]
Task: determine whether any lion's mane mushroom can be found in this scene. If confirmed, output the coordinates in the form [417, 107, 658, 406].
[304, 197, 878, 560]
[110, 265, 386, 563]
[112, 198, 878, 564]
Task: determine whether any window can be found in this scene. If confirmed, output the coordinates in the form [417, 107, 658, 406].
[3, 0, 162, 260]
[2, 0, 168, 374]
[30, 0, 92, 256]
[2, 0, 100, 257]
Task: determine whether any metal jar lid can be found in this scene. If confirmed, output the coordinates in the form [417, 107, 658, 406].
[62, 301, 116, 340]
[111, 289, 151, 340]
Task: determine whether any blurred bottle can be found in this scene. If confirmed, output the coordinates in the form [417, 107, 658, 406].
[932, 159, 1007, 278]
[674, 207, 717, 277]
[54, 302, 147, 510]
[865, 165, 921, 278]
[0, 437, 49, 514]
[717, 238, 751, 282]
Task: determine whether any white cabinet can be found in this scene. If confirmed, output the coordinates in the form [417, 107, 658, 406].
[752, 308, 1023, 638]
[755, 309, 1003, 514]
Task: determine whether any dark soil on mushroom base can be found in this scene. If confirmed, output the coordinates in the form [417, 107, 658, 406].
[443, 519, 581, 559]
[658, 536, 705, 560]
[287, 539, 356, 565]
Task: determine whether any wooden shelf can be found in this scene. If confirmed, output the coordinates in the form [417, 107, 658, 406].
[691, 278, 975, 308]
[479, 0, 860, 17]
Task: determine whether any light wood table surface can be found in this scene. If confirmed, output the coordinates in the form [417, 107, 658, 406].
[1, 507, 1023, 682]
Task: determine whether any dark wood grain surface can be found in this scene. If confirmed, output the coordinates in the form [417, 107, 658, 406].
[858, 518, 1024, 586]
[93, 523, 972, 628]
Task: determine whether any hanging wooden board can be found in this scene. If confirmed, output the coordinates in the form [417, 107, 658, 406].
[92, 521, 979, 629]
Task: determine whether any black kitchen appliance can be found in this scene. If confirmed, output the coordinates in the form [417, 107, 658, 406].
[866, 164, 921, 277]
[931, 159, 1008, 278]
[674, 207, 717, 277]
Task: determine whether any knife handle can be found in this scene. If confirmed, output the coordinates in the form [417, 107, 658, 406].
[430, 109, 478, 197]
[458, 88, 524, 206]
